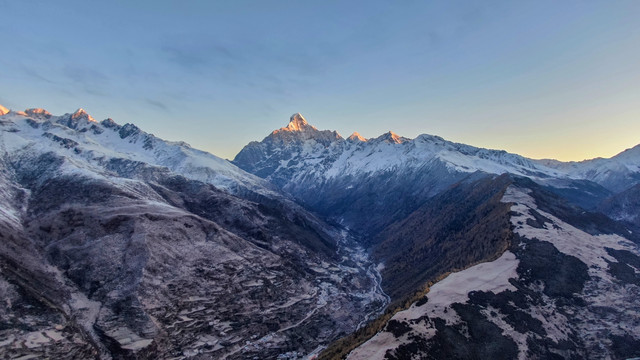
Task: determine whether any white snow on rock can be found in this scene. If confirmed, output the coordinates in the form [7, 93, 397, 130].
[503, 186, 635, 269]
[534, 145, 640, 191]
[347, 132, 367, 142]
[501, 185, 640, 358]
[284, 113, 312, 131]
[242, 116, 574, 185]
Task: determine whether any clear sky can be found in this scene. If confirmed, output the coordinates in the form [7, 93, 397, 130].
[1, 0, 639, 161]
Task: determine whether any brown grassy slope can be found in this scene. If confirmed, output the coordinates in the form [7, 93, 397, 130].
[374, 173, 514, 301]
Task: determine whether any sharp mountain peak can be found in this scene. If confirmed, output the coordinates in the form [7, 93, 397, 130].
[71, 108, 95, 122]
[285, 112, 315, 131]
[348, 132, 367, 142]
[376, 130, 407, 144]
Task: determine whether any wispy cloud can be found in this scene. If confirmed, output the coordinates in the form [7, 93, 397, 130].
[62, 64, 109, 85]
[145, 98, 170, 111]
[160, 38, 242, 73]
[20, 65, 56, 84]
[83, 87, 109, 97]
[156, 33, 335, 102]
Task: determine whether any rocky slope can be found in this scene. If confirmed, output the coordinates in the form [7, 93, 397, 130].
[3, 107, 640, 360]
[0, 107, 388, 359]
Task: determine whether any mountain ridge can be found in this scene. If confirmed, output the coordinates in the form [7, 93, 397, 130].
[0, 106, 389, 359]
[233, 113, 640, 236]
[244, 112, 639, 166]
[235, 113, 640, 185]
[3, 106, 640, 359]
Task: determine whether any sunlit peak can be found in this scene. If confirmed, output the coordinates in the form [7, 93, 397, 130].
[71, 108, 96, 122]
[25, 108, 52, 119]
[348, 132, 367, 142]
[286, 113, 309, 131]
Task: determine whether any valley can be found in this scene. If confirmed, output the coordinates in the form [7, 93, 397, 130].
[1, 107, 639, 359]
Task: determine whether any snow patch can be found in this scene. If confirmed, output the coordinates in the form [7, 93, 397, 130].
[502, 185, 640, 358]
[398, 251, 518, 324]
[349, 251, 519, 360]
[503, 186, 635, 269]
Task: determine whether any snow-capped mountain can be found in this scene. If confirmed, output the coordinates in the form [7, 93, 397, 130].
[536, 144, 640, 193]
[234, 113, 640, 235]
[3, 106, 639, 360]
[235, 113, 566, 183]
[0, 106, 387, 359]
[0, 107, 276, 196]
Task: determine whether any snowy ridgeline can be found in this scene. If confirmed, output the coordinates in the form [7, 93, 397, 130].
[348, 185, 640, 360]
[234, 113, 640, 242]
[235, 113, 640, 189]
[0, 108, 273, 195]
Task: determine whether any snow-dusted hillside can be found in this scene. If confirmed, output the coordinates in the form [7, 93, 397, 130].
[347, 183, 640, 360]
[232, 114, 640, 360]
[598, 183, 640, 227]
[3, 106, 639, 359]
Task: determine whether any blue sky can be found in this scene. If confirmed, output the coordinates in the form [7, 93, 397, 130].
[1, 0, 639, 160]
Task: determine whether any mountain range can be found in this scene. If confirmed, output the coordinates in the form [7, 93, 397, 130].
[1, 107, 639, 359]
[0, 107, 386, 359]
[234, 113, 639, 236]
